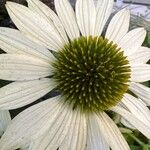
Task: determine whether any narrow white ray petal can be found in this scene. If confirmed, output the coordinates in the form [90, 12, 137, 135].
[28, 135, 45, 150]
[118, 100, 135, 129]
[0, 96, 62, 150]
[121, 118, 136, 130]
[55, 0, 80, 40]
[129, 82, 150, 106]
[118, 28, 146, 56]
[0, 54, 51, 81]
[43, 106, 73, 150]
[27, 0, 68, 44]
[87, 115, 109, 150]
[105, 9, 130, 43]
[128, 47, 150, 65]
[58, 111, 78, 150]
[0, 111, 11, 136]
[76, 0, 96, 36]
[96, 112, 129, 150]
[94, 0, 113, 36]
[6, 2, 64, 51]
[73, 113, 87, 150]
[0, 78, 54, 110]
[60, 112, 87, 150]
[131, 64, 150, 82]
[20, 145, 29, 150]
[111, 106, 150, 138]
[29, 104, 73, 150]
[0, 28, 55, 62]
[122, 94, 150, 126]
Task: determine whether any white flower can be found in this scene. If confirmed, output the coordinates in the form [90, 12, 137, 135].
[0, 0, 150, 149]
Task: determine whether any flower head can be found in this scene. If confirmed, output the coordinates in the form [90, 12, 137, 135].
[52, 36, 131, 112]
[0, 0, 150, 149]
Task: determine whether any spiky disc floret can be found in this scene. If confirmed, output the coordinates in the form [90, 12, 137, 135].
[52, 36, 131, 112]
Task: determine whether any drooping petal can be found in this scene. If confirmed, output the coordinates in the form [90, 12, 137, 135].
[0, 78, 54, 110]
[94, 0, 113, 36]
[96, 112, 129, 150]
[87, 115, 109, 150]
[128, 47, 150, 65]
[0, 96, 62, 150]
[121, 94, 150, 126]
[55, 0, 80, 40]
[0, 27, 55, 62]
[29, 105, 74, 150]
[121, 118, 136, 130]
[6, 2, 64, 51]
[111, 106, 150, 138]
[118, 28, 146, 56]
[105, 9, 130, 43]
[76, 0, 96, 36]
[0, 111, 11, 136]
[27, 0, 68, 44]
[0, 54, 51, 81]
[60, 112, 87, 150]
[129, 82, 150, 106]
[131, 64, 150, 82]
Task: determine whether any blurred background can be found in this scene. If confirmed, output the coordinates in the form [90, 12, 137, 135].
[115, 0, 150, 30]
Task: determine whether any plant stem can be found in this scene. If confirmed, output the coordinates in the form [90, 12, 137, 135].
[128, 133, 145, 146]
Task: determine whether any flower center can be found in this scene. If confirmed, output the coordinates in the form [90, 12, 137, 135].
[52, 36, 131, 112]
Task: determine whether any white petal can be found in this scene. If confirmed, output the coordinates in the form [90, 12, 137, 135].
[76, 0, 96, 36]
[121, 118, 136, 130]
[55, 0, 80, 40]
[129, 82, 150, 106]
[111, 106, 150, 138]
[105, 9, 130, 43]
[0, 27, 55, 62]
[27, 0, 68, 44]
[128, 47, 150, 65]
[94, 0, 113, 36]
[60, 112, 87, 150]
[29, 104, 74, 150]
[0, 54, 51, 81]
[87, 115, 109, 150]
[0, 111, 11, 136]
[118, 28, 146, 56]
[131, 64, 150, 82]
[96, 112, 129, 150]
[122, 94, 150, 126]
[0, 78, 54, 110]
[0, 96, 62, 150]
[6, 2, 63, 51]
[20, 145, 29, 150]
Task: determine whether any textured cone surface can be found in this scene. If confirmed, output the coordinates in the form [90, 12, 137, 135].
[52, 36, 131, 112]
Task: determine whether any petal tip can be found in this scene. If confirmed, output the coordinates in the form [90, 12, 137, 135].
[5, 1, 16, 7]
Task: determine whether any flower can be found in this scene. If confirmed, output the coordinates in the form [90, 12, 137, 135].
[0, 0, 150, 149]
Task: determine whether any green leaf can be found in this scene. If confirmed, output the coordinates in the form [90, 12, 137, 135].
[130, 145, 142, 150]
